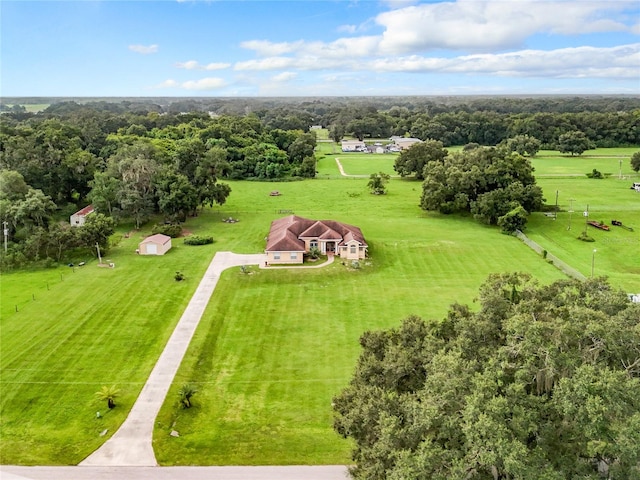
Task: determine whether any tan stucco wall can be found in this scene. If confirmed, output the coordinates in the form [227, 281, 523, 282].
[266, 251, 304, 264]
[139, 240, 172, 255]
[338, 244, 367, 260]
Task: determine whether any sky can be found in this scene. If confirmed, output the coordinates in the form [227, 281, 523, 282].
[1, 0, 639, 97]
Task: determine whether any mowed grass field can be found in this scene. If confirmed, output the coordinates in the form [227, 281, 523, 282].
[1, 147, 637, 466]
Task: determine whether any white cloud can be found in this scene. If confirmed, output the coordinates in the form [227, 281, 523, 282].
[271, 71, 297, 82]
[154, 77, 227, 90]
[156, 79, 179, 88]
[175, 60, 230, 70]
[241, 36, 379, 59]
[231, 0, 638, 92]
[182, 77, 227, 90]
[368, 44, 640, 79]
[237, 2, 636, 62]
[240, 40, 304, 56]
[235, 57, 296, 71]
[376, 1, 634, 54]
[234, 43, 639, 80]
[128, 44, 158, 54]
[337, 24, 357, 34]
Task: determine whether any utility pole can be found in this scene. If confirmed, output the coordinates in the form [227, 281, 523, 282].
[591, 249, 597, 278]
[3, 221, 8, 253]
[583, 204, 589, 236]
[567, 198, 575, 230]
[96, 243, 102, 264]
[619, 159, 622, 180]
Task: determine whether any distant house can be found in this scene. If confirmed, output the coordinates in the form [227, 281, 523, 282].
[310, 125, 323, 130]
[138, 234, 172, 256]
[70, 205, 94, 227]
[265, 215, 368, 264]
[391, 137, 422, 150]
[341, 139, 366, 152]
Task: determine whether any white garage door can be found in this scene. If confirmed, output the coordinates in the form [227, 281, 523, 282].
[147, 244, 157, 254]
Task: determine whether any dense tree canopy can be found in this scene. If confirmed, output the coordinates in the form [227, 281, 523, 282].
[393, 140, 448, 179]
[1, 96, 638, 267]
[557, 130, 594, 156]
[420, 146, 543, 230]
[631, 151, 640, 172]
[334, 274, 640, 480]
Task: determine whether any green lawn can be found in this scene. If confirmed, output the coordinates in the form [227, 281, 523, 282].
[527, 176, 640, 291]
[532, 148, 639, 177]
[152, 179, 568, 465]
[0, 230, 215, 464]
[1, 157, 638, 465]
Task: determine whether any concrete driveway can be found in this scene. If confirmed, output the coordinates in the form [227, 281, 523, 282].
[2, 252, 350, 479]
[80, 252, 266, 467]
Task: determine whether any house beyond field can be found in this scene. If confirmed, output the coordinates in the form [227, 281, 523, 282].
[138, 234, 172, 255]
[265, 215, 368, 264]
[70, 205, 94, 226]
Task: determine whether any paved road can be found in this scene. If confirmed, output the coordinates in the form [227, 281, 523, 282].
[0, 465, 350, 480]
[80, 252, 266, 466]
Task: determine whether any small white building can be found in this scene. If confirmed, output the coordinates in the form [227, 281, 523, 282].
[138, 234, 172, 255]
[70, 205, 94, 227]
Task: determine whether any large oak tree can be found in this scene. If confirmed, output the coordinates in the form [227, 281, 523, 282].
[334, 274, 640, 480]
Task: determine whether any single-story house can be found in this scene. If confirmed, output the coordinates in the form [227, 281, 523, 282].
[70, 205, 94, 227]
[265, 215, 368, 264]
[138, 234, 172, 255]
[341, 139, 366, 152]
[392, 137, 422, 150]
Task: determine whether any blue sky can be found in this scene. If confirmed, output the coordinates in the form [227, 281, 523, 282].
[1, 0, 639, 97]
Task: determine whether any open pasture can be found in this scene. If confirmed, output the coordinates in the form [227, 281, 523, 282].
[0, 232, 215, 464]
[529, 175, 640, 291]
[315, 141, 397, 177]
[1, 152, 638, 465]
[152, 178, 569, 465]
[532, 148, 639, 177]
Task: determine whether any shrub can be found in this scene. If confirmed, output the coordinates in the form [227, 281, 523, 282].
[183, 235, 214, 246]
[178, 383, 197, 408]
[577, 232, 595, 242]
[586, 169, 603, 179]
[152, 223, 182, 238]
[175, 271, 185, 281]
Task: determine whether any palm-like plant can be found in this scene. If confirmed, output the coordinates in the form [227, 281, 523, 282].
[178, 383, 198, 408]
[95, 385, 120, 409]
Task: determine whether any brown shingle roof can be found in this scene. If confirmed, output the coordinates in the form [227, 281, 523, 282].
[73, 205, 94, 216]
[140, 234, 172, 245]
[265, 215, 367, 252]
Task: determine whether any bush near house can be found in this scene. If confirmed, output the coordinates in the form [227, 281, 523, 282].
[183, 235, 214, 245]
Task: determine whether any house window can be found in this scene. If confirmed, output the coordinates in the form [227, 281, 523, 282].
[291, 252, 298, 260]
[274, 253, 281, 260]
[310, 240, 318, 248]
[350, 245, 356, 254]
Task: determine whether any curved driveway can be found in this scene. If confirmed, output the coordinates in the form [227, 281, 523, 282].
[81, 252, 266, 467]
[1, 252, 348, 479]
[38, 251, 351, 480]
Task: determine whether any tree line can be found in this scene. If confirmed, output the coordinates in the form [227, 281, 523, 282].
[1, 96, 638, 267]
